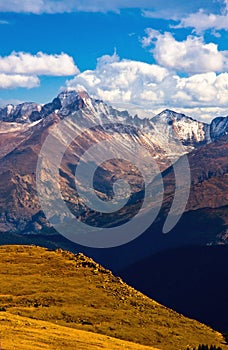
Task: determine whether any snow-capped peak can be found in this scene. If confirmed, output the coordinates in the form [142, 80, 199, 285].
[57, 89, 88, 109]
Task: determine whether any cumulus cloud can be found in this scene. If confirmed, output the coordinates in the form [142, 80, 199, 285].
[0, 74, 39, 89]
[65, 53, 228, 121]
[66, 52, 169, 105]
[0, 52, 78, 89]
[0, 52, 78, 76]
[173, 9, 228, 34]
[141, 29, 228, 74]
[174, 72, 228, 106]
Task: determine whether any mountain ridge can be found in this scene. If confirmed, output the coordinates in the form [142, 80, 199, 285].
[1, 89, 227, 155]
[1, 89, 227, 137]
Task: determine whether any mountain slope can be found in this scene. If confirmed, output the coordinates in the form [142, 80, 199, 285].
[159, 134, 228, 244]
[0, 245, 226, 350]
[0, 312, 158, 350]
[163, 134, 228, 212]
[73, 133, 228, 272]
[0, 91, 228, 267]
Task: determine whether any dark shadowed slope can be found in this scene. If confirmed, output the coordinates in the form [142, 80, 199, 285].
[120, 245, 228, 332]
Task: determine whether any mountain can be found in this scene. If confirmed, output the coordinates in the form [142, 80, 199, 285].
[0, 89, 226, 235]
[0, 91, 228, 343]
[160, 133, 228, 244]
[0, 102, 42, 123]
[0, 245, 226, 350]
[117, 136, 228, 331]
[0, 90, 227, 260]
[0, 90, 213, 157]
[98, 133, 228, 271]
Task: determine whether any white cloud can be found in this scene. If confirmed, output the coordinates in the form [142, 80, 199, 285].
[0, 52, 78, 76]
[175, 72, 228, 106]
[65, 53, 228, 121]
[0, 52, 78, 89]
[181, 107, 228, 122]
[141, 29, 228, 74]
[0, 0, 153, 13]
[66, 53, 169, 105]
[142, 9, 182, 21]
[0, 74, 39, 89]
[141, 0, 226, 21]
[0, 0, 45, 14]
[0, 0, 223, 16]
[141, 28, 158, 47]
[173, 9, 228, 33]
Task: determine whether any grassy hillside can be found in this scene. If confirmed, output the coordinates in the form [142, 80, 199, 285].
[0, 311, 158, 350]
[0, 245, 226, 350]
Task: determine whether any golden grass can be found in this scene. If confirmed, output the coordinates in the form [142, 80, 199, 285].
[0, 245, 227, 350]
[0, 311, 159, 350]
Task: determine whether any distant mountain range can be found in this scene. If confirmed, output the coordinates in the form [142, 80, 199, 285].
[0, 89, 227, 236]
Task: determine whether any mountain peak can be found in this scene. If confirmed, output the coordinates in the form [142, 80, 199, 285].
[58, 87, 90, 98]
[163, 109, 178, 114]
[156, 109, 192, 121]
[57, 88, 90, 108]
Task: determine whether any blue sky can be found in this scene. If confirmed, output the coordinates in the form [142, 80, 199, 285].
[0, 0, 227, 121]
